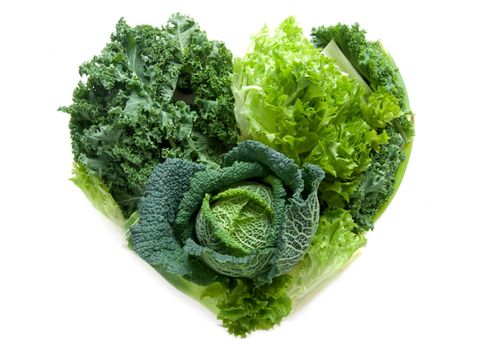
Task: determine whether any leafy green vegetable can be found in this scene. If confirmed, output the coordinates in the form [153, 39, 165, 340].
[349, 126, 406, 231]
[168, 206, 366, 337]
[288, 209, 366, 303]
[311, 23, 414, 143]
[320, 39, 371, 93]
[130, 140, 324, 285]
[129, 140, 324, 335]
[231, 17, 403, 210]
[362, 87, 402, 129]
[70, 163, 125, 227]
[311, 23, 411, 113]
[311, 23, 414, 231]
[209, 276, 293, 337]
[61, 14, 237, 218]
[221, 20, 413, 336]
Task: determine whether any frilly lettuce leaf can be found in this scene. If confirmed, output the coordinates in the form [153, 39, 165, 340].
[288, 209, 366, 303]
[231, 17, 401, 210]
[209, 276, 292, 337]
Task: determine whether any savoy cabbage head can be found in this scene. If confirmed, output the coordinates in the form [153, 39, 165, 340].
[130, 140, 324, 285]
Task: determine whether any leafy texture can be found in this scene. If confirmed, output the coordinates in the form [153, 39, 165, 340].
[129, 158, 219, 285]
[311, 23, 414, 231]
[61, 14, 237, 218]
[220, 20, 413, 335]
[206, 276, 293, 337]
[311, 23, 410, 113]
[189, 208, 366, 337]
[231, 18, 405, 211]
[288, 209, 366, 302]
[70, 163, 125, 226]
[131, 140, 324, 284]
[311, 23, 414, 143]
[349, 126, 406, 231]
[64, 17, 414, 337]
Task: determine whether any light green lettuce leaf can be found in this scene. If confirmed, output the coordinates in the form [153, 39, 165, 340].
[232, 17, 395, 209]
[363, 87, 402, 129]
[288, 209, 366, 304]
[70, 163, 125, 227]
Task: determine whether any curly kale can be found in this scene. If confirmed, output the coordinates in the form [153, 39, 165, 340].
[311, 23, 410, 112]
[349, 127, 406, 232]
[60, 14, 237, 217]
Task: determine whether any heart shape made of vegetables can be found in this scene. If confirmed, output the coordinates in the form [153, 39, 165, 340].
[61, 13, 414, 337]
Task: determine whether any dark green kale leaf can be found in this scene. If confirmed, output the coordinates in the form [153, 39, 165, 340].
[60, 14, 237, 217]
[349, 126, 406, 232]
[311, 24, 410, 113]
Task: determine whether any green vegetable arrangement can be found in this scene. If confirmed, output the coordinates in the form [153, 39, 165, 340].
[61, 14, 414, 337]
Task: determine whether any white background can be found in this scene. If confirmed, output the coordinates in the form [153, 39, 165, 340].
[1, 0, 486, 349]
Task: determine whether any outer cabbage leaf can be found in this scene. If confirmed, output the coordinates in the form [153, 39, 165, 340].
[129, 158, 220, 285]
[268, 164, 322, 278]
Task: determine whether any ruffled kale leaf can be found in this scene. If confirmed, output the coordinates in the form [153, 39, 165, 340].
[60, 14, 237, 218]
[349, 126, 406, 232]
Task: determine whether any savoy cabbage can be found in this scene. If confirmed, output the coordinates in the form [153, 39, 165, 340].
[130, 140, 324, 285]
